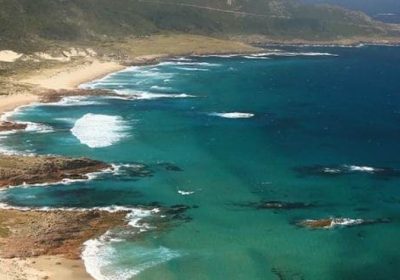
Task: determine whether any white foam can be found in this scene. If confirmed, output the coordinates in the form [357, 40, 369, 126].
[344, 165, 380, 173]
[125, 208, 160, 232]
[176, 67, 210, 71]
[178, 190, 195, 196]
[82, 238, 179, 280]
[302, 218, 365, 229]
[323, 168, 342, 174]
[81, 207, 179, 280]
[24, 122, 54, 133]
[243, 56, 270, 60]
[249, 52, 338, 57]
[55, 117, 76, 123]
[71, 114, 129, 148]
[1, 166, 114, 189]
[194, 54, 238, 58]
[150, 85, 174, 91]
[45, 96, 103, 107]
[114, 90, 196, 100]
[209, 112, 255, 119]
[173, 57, 193, 61]
[330, 218, 365, 227]
[0, 202, 154, 213]
[110, 163, 144, 176]
[159, 61, 220, 67]
[194, 52, 338, 59]
[0, 104, 54, 135]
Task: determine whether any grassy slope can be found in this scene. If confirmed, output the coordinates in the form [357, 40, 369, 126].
[0, 0, 396, 51]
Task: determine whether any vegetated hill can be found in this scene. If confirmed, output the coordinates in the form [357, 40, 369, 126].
[0, 0, 397, 50]
[302, 0, 400, 23]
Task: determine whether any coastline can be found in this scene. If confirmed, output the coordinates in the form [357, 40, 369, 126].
[0, 35, 262, 280]
[0, 56, 127, 280]
[234, 35, 400, 47]
[1, 35, 398, 280]
[0, 94, 39, 116]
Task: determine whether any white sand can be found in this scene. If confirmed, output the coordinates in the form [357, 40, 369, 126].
[0, 50, 23, 62]
[0, 94, 39, 115]
[0, 256, 92, 280]
[22, 59, 124, 90]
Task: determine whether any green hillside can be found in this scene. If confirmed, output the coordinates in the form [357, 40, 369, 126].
[0, 0, 397, 50]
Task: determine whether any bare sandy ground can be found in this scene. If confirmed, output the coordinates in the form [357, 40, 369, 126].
[0, 50, 23, 63]
[0, 256, 92, 280]
[0, 93, 39, 115]
[21, 59, 124, 90]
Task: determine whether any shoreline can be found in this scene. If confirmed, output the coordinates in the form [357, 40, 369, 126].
[234, 35, 400, 47]
[1, 36, 398, 279]
[0, 94, 39, 117]
[0, 36, 263, 280]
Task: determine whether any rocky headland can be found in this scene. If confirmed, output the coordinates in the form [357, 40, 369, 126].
[0, 155, 110, 188]
[0, 209, 128, 259]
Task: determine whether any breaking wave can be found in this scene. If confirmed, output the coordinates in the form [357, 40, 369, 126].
[208, 112, 255, 119]
[113, 90, 196, 100]
[71, 114, 130, 148]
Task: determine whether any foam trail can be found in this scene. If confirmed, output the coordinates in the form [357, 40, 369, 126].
[71, 114, 129, 148]
[178, 190, 195, 196]
[258, 51, 338, 57]
[209, 112, 254, 119]
[176, 67, 210, 71]
[45, 96, 104, 107]
[344, 165, 380, 173]
[113, 90, 195, 100]
[159, 61, 221, 67]
[0, 202, 159, 213]
[150, 85, 174, 91]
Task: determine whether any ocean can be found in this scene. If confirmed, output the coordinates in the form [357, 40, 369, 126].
[1, 46, 400, 279]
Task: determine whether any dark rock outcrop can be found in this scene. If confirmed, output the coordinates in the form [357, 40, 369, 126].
[0, 209, 128, 259]
[0, 155, 110, 188]
[0, 121, 27, 132]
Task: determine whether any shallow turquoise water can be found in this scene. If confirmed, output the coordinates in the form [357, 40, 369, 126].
[1, 46, 400, 279]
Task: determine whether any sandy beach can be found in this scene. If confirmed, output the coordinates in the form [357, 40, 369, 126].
[0, 35, 262, 280]
[21, 59, 125, 90]
[0, 94, 39, 115]
[0, 59, 123, 280]
[0, 256, 91, 280]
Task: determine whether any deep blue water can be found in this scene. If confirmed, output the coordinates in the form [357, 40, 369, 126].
[1, 46, 400, 279]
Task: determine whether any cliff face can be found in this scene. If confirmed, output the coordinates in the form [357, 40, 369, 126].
[0, 0, 396, 50]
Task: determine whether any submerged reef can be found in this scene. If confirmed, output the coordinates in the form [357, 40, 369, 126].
[236, 200, 314, 210]
[294, 164, 400, 179]
[297, 217, 391, 229]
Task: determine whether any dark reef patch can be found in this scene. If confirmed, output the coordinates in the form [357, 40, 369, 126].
[294, 164, 400, 179]
[235, 200, 315, 210]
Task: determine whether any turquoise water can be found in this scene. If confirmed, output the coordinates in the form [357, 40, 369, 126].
[1, 46, 400, 279]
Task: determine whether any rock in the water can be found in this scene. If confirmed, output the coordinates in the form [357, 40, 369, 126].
[0, 121, 27, 132]
[297, 217, 391, 229]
